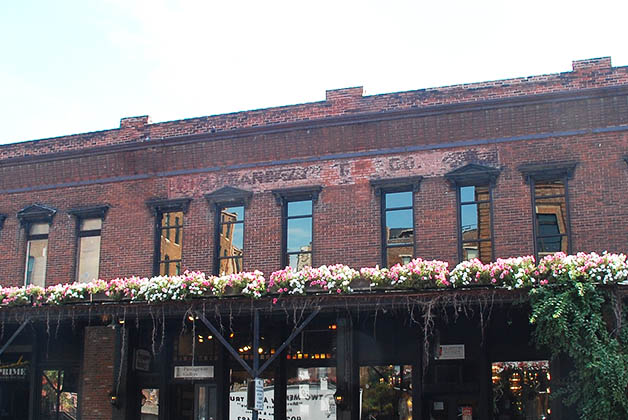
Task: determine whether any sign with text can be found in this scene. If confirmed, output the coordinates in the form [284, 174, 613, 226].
[134, 349, 151, 372]
[0, 355, 29, 381]
[435, 344, 465, 360]
[173, 365, 214, 379]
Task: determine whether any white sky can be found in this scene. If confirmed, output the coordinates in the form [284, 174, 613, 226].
[1, 0, 627, 145]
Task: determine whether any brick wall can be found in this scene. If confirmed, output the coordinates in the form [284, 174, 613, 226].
[80, 326, 115, 420]
[0, 58, 627, 287]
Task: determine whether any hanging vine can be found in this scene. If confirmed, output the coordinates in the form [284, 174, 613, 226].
[529, 282, 628, 419]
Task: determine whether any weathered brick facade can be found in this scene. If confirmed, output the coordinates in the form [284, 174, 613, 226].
[0, 57, 627, 419]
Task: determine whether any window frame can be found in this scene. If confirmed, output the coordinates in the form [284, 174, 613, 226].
[205, 186, 253, 275]
[17, 204, 57, 286]
[519, 162, 577, 259]
[68, 205, 109, 282]
[370, 176, 422, 267]
[445, 164, 500, 263]
[146, 198, 192, 276]
[271, 186, 322, 269]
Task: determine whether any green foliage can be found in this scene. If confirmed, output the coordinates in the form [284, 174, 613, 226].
[529, 282, 628, 419]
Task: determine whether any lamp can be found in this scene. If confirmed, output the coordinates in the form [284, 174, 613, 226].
[109, 391, 120, 408]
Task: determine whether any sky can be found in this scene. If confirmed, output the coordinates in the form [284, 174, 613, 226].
[1, 0, 627, 145]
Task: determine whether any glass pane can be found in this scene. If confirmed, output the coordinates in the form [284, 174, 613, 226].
[161, 229, 183, 260]
[289, 252, 312, 270]
[223, 223, 244, 251]
[359, 365, 412, 420]
[538, 236, 568, 255]
[385, 191, 412, 209]
[386, 209, 413, 246]
[460, 186, 476, 203]
[287, 217, 312, 253]
[161, 211, 184, 227]
[287, 200, 312, 217]
[386, 247, 413, 268]
[221, 206, 244, 222]
[160, 261, 181, 276]
[195, 386, 207, 420]
[40, 369, 78, 420]
[536, 195, 567, 236]
[230, 369, 274, 420]
[534, 180, 564, 197]
[26, 239, 47, 286]
[30, 222, 49, 235]
[463, 241, 492, 263]
[460, 204, 478, 240]
[218, 257, 243, 275]
[141, 388, 159, 420]
[80, 218, 102, 231]
[78, 235, 101, 281]
[286, 367, 337, 420]
[492, 361, 551, 420]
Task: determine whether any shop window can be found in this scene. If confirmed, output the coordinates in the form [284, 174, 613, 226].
[370, 177, 422, 267]
[146, 198, 191, 276]
[519, 162, 575, 259]
[272, 186, 321, 269]
[491, 360, 551, 420]
[40, 368, 79, 420]
[286, 366, 337, 420]
[359, 365, 412, 420]
[230, 369, 275, 420]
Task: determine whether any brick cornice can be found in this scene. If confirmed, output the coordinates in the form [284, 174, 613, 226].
[2, 85, 628, 168]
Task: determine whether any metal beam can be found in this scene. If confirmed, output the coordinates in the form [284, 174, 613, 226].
[195, 313, 255, 377]
[0, 319, 29, 357]
[258, 308, 320, 374]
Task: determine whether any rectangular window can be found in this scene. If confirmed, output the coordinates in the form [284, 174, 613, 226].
[158, 211, 183, 276]
[459, 185, 492, 262]
[285, 199, 313, 269]
[533, 179, 569, 257]
[77, 218, 102, 281]
[359, 365, 412, 420]
[217, 205, 244, 275]
[383, 190, 414, 267]
[25, 223, 49, 286]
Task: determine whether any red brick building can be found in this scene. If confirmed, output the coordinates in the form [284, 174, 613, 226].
[0, 57, 627, 420]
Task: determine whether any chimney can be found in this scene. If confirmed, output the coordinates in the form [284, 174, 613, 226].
[120, 115, 151, 129]
[326, 86, 364, 102]
[572, 57, 612, 72]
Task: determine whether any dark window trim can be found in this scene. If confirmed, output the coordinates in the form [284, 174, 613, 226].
[272, 186, 321, 268]
[17, 204, 57, 229]
[370, 176, 423, 196]
[68, 205, 110, 220]
[371, 178, 421, 267]
[518, 161, 577, 184]
[521, 163, 575, 259]
[205, 186, 253, 208]
[0, 214, 6, 231]
[69, 206, 108, 282]
[446, 164, 499, 262]
[146, 197, 192, 216]
[147, 198, 191, 276]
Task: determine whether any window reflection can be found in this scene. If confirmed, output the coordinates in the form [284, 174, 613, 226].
[159, 211, 183, 276]
[384, 191, 414, 267]
[218, 206, 244, 274]
[285, 199, 313, 269]
[286, 367, 337, 420]
[77, 218, 102, 281]
[459, 185, 492, 263]
[359, 365, 412, 420]
[40, 368, 78, 420]
[25, 223, 49, 286]
[534, 181, 568, 256]
[492, 361, 550, 420]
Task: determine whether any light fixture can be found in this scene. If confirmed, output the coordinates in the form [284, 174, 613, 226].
[109, 391, 120, 408]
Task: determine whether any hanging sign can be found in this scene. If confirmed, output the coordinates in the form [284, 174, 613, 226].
[0, 356, 29, 381]
[134, 349, 151, 372]
[173, 365, 214, 379]
[435, 344, 465, 360]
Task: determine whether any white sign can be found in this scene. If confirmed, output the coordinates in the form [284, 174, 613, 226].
[134, 349, 151, 372]
[435, 344, 465, 360]
[173, 365, 214, 379]
[254, 378, 264, 411]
